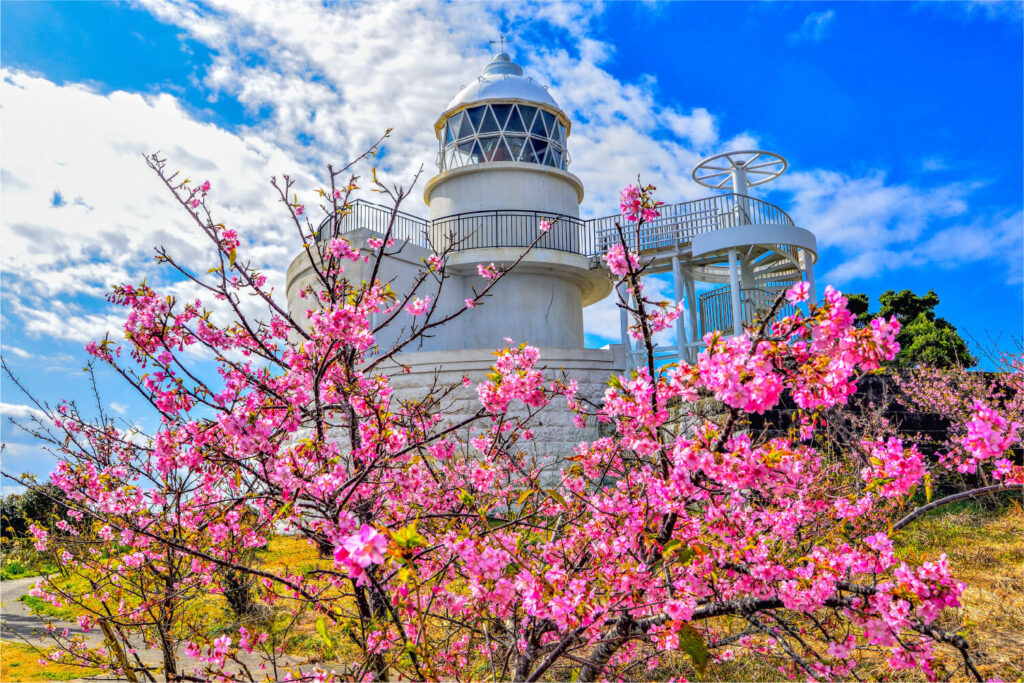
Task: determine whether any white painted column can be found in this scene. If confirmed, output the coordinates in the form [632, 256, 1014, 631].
[804, 250, 817, 303]
[684, 272, 699, 362]
[739, 252, 755, 325]
[728, 247, 743, 336]
[617, 281, 631, 370]
[671, 254, 685, 366]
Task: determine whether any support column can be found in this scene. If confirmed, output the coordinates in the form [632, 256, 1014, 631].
[739, 251, 755, 325]
[617, 281, 631, 371]
[684, 272, 699, 363]
[728, 248, 743, 336]
[671, 254, 685, 366]
[803, 250, 817, 303]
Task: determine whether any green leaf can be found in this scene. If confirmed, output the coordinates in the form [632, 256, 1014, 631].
[392, 522, 427, 550]
[315, 617, 332, 647]
[546, 489, 568, 509]
[678, 624, 708, 674]
[229, 249, 237, 268]
[517, 489, 533, 509]
[924, 472, 933, 503]
[458, 489, 475, 507]
[662, 539, 682, 554]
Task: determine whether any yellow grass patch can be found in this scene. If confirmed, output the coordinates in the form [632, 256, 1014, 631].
[0, 640, 101, 682]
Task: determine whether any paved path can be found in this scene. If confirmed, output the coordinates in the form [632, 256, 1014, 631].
[1, 575, 330, 681]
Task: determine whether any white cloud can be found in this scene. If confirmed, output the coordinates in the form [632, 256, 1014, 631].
[1, 68, 310, 344]
[109, 402, 129, 414]
[1, 402, 49, 422]
[790, 10, 836, 43]
[1, 345, 32, 360]
[774, 169, 978, 270]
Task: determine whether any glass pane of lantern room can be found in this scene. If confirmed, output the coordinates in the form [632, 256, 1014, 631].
[466, 107, 485, 134]
[518, 106, 537, 132]
[470, 140, 486, 163]
[531, 109, 548, 136]
[445, 123, 454, 144]
[458, 112, 476, 139]
[549, 148, 563, 169]
[447, 112, 462, 138]
[541, 111, 557, 136]
[458, 140, 476, 164]
[490, 137, 514, 162]
[531, 136, 548, 162]
[477, 107, 500, 134]
[478, 135, 502, 161]
[506, 106, 526, 133]
[520, 139, 539, 164]
[490, 104, 512, 129]
[505, 135, 525, 160]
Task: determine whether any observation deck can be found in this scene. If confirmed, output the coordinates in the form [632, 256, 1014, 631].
[317, 193, 804, 260]
[316, 188, 816, 356]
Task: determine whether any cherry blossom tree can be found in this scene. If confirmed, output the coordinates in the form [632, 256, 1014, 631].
[3, 150, 1021, 682]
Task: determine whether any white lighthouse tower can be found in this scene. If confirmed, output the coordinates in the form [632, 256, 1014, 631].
[286, 50, 626, 470]
[421, 51, 612, 351]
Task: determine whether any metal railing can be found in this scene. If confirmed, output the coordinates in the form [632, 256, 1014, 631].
[315, 194, 795, 259]
[699, 285, 801, 336]
[700, 286, 736, 336]
[432, 210, 594, 254]
[315, 200, 430, 247]
[590, 193, 795, 256]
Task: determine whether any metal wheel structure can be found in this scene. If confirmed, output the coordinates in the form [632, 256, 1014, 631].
[692, 150, 787, 194]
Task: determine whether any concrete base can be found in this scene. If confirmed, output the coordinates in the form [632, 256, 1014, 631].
[384, 345, 627, 485]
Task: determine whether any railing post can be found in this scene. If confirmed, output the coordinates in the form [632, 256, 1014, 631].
[740, 254, 755, 324]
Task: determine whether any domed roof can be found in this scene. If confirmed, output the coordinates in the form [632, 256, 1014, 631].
[445, 53, 561, 112]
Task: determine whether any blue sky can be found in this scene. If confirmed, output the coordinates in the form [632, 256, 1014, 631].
[1, 1, 1021, 489]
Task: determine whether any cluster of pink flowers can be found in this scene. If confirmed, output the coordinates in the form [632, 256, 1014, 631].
[476, 342, 548, 413]
[404, 296, 431, 316]
[619, 183, 662, 222]
[860, 438, 927, 498]
[188, 180, 211, 208]
[333, 524, 389, 585]
[603, 243, 640, 276]
[477, 262, 500, 280]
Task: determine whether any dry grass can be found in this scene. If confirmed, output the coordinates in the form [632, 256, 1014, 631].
[698, 501, 1024, 683]
[10, 512, 1020, 681]
[0, 640, 101, 682]
[894, 500, 1024, 681]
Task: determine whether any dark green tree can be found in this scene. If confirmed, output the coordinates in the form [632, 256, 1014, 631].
[848, 289, 976, 369]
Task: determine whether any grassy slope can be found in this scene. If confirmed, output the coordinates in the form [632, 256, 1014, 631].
[894, 501, 1023, 681]
[7, 507, 1020, 680]
[0, 640, 101, 682]
[703, 501, 1024, 682]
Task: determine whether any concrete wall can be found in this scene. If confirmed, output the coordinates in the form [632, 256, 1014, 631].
[425, 163, 584, 219]
[385, 345, 627, 486]
[288, 231, 614, 353]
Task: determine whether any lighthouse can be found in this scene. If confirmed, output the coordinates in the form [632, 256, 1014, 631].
[286, 50, 626, 473]
[420, 51, 613, 352]
[285, 48, 818, 470]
